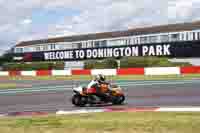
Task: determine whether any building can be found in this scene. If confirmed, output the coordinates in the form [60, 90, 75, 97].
[11, 21, 200, 65]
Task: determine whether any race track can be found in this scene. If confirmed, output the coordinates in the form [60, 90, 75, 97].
[0, 79, 200, 114]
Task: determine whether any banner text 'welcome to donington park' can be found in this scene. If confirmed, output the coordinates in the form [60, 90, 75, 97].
[44, 44, 170, 60]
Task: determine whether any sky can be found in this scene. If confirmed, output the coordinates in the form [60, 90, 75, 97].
[0, 0, 200, 55]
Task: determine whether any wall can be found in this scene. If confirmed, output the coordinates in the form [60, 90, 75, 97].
[0, 66, 199, 76]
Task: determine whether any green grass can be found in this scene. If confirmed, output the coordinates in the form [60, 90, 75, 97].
[1, 74, 200, 81]
[0, 83, 17, 89]
[0, 112, 200, 133]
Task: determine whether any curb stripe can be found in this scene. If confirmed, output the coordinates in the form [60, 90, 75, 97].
[156, 107, 200, 112]
[2, 107, 200, 117]
[55, 107, 200, 116]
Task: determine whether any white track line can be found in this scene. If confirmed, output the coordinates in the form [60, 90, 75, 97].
[56, 107, 200, 115]
[156, 107, 200, 112]
[56, 109, 105, 115]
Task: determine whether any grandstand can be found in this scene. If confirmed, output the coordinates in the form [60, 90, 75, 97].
[10, 21, 200, 64]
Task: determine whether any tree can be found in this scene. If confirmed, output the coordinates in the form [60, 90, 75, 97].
[103, 58, 118, 68]
[84, 58, 118, 69]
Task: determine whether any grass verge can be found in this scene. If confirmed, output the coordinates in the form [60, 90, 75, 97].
[0, 112, 200, 133]
[0, 83, 17, 89]
[1, 74, 200, 81]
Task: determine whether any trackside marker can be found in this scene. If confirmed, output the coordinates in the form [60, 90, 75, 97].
[0, 114, 7, 117]
[56, 109, 106, 115]
[105, 107, 159, 112]
[56, 107, 200, 115]
[156, 107, 200, 112]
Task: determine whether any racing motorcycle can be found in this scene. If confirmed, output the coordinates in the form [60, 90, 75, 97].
[71, 83, 125, 107]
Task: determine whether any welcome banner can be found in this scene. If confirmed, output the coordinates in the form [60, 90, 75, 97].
[12, 41, 200, 61]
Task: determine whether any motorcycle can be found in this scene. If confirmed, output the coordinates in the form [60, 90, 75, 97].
[71, 83, 125, 107]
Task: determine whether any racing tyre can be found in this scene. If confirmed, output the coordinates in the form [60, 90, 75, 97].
[72, 94, 87, 107]
[112, 95, 125, 105]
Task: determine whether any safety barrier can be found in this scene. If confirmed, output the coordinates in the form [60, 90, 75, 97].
[0, 71, 9, 76]
[117, 68, 144, 75]
[9, 71, 21, 76]
[91, 69, 117, 76]
[0, 66, 200, 76]
[36, 70, 52, 76]
[145, 67, 180, 75]
[21, 71, 36, 76]
[181, 66, 200, 74]
[52, 70, 71, 76]
[71, 69, 91, 75]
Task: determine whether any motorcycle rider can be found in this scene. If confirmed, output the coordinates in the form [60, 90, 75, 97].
[87, 74, 109, 102]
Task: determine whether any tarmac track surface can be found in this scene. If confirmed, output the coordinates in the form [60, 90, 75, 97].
[0, 79, 200, 114]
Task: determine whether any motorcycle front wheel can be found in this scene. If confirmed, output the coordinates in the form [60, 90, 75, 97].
[112, 95, 125, 105]
[72, 94, 87, 107]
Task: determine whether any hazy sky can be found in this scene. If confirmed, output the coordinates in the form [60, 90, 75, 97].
[0, 0, 200, 54]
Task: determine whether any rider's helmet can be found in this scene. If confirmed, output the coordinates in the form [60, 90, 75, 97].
[95, 74, 106, 82]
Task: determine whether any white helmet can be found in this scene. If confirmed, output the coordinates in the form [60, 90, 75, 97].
[95, 74, 106, 82]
